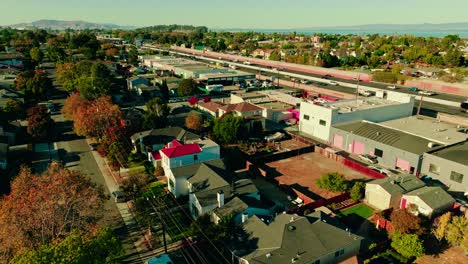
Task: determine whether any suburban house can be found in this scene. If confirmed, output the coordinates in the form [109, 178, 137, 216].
[198, 101, 222, 118]
[218, 102, 266, 131]
[126, 76, 150, 90]
[238, 211, 363, 264]
[421, 140, 468, 194]
[0, 121, 21, 145]
[187, 162, 275, 220]
[159, 138, 220, 172]
[135, 84, 159, 97]
[331, 120, 440, 175]
[130, 127, 199, 155]
[218, 102, 264, 118]
[0, 54, 23, 68]
[365, 175, 425, 211]
[252, 49, 275, 59]
[166, 159, 226, 198]
[299, 94, 414, 142]
[0, 87, 24, 109]
[401, 186, 455, 218]
[0, 136, 9, 170]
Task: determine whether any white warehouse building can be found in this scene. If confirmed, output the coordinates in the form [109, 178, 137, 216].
[299, 93, 415, 142]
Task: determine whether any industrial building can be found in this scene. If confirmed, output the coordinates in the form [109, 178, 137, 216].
[421, 140, 468, 193]
[299, 93, 415, 142]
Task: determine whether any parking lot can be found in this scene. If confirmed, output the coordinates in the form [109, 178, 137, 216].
[265, 152, 369, 199]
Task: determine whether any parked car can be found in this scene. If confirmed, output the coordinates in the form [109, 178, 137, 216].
[329, 81, 338, 86]
[89, 143, 99, 151]
[264, 132, 285, 142]
[300, 79, 311, 84]
[408, 87, 419, 92]
[418, 90, 436, 96]
[358, 154, 377, 164]
[387, 85, 397, 89]
[368, 166, 392, 176]
[359, 90, 375, 97]
[243, 61, 251, 65]
[284, 119, 297, 126]
[112, 191, 127, 203]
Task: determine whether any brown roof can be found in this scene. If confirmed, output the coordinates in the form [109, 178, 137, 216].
[219, 102, 263, 113]
[199, 101, 221, 113]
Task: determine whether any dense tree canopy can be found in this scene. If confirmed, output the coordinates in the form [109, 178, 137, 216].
[212, 114, 244, 144]
[0, 163, 107, 261]
[391, 232, 425, 259]
[143, 97, 170, 129]
[10, 228, 123, 264]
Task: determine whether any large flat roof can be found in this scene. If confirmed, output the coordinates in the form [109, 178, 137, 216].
[256, 101, 292, 112]
[320, 97, 401, 114]
[381, 116, 468, 145]
[259, 90, 302, 106]
[199, 70, 255, 79]
[334, 121, 440, 154]
[428, 140, 468, 166]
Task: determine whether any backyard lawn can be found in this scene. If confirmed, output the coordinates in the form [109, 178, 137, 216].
[337, 204, 374, 229]
[340, 204, 374, 219]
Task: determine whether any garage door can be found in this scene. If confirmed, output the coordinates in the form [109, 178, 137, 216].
[332, 135, 344, 149]
[352, 141, 365, 155]
[396, 158, 410, 172]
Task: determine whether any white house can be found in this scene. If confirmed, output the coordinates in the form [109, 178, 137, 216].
[299, 94, 414, 142]
[160, 138, 220, 171]
[365, 175, 425, 211]
[401, 186, 455, 218]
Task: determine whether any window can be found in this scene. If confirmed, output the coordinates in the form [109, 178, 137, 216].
[429, 164, 440, 175]
[374, 148, 383, 158]
[334, 249, 344, 258]
[319, 119, 327, 126]
[303, 114, 310, 120]
[194, 154, 198, 161]
[450, 171, 464, 183]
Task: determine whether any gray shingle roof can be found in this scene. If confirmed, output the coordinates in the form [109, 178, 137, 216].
[130, 127, 199, 146]
[171, 159, 225, 178]
[212, 196, 249, 219]
[242, 211, 362, 264]
[404, 186, 455, 210]
[334, 121, 439, 154]
[367, 174, 425, 195]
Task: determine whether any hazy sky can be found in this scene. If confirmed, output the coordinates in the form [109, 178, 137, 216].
[1, 0, 468, 28]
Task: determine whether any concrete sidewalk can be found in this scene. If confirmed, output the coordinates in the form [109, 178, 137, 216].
[86, 138, 151, 264]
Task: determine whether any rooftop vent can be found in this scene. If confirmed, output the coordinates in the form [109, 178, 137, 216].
[288, 225, 296, 231]
[428, 142, 437, 148]
[266, 253, 272, 258]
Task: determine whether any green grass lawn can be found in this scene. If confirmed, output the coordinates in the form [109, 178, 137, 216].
[339, 204, 374, 219]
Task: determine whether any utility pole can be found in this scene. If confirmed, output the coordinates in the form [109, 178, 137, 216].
[147, 196, 168, 253]
[416, 84, 425, 116]
[355, 74, 360, 107]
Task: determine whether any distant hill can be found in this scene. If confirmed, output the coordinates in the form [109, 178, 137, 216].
[7, 19, 134, 30]
[216, 22, 468, 37]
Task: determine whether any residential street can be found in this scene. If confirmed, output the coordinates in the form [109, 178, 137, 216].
[48, 70, 151, 263]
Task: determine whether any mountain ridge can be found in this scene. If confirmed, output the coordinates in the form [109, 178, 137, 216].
[6, 19, 134, 30]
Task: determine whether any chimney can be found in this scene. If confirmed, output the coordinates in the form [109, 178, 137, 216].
[242, 212, 249, 223]
[217, 190, 224, 208]
[139, 133, 144, 153]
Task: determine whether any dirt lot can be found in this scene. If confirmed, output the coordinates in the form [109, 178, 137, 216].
[416, 247, 468, 264]
[265, 152, 368, 199]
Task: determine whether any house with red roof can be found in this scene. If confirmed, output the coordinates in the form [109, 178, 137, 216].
[159, 138, 220, 194]
[218, 102, 266, 132]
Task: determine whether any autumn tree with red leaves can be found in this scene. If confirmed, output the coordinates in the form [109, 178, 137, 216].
[390, 208, 424, 235]
[63, 95, 122, 138]
[185, 112, 203, 131]
[0, 163, 106, 262]
[26, 105, 55, 141]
